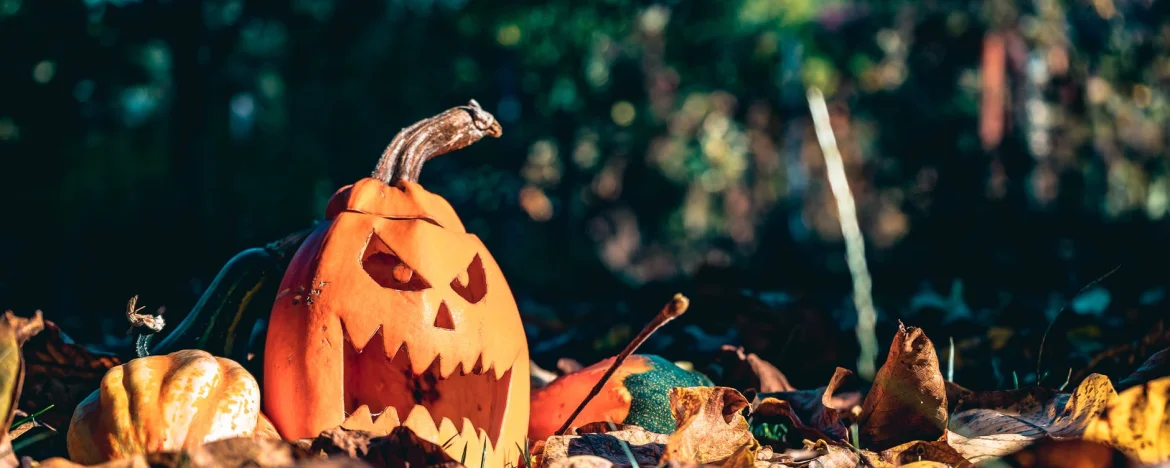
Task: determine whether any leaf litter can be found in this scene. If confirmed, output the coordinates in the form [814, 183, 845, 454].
[1, 293, 1169, 467]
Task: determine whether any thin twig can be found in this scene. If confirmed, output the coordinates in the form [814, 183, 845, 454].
[806, 88, 879, 381]
[555, 294, 690, 435]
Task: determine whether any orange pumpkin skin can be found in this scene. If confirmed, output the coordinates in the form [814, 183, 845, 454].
[66, 350, 263, 464]
[263, 178, 529, 467]
[528, 356, 652, 441]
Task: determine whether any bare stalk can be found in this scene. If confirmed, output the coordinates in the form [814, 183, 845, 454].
[555, 294, 690, 435]
[806, 88, 879, 381]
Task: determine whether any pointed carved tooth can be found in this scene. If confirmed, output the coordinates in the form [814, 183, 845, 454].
[459, 418, 484, 468]
[437, 417, 460, 450]
[403, 405, 439, 443]
[341, 319, 383, 353]
[409, 347, 439, 377]
[341, 405, 374, 432]
[460, 418, 477, 438]
[372, 407, 400, 435]
[383, 333, 406, 363]
[439, 354, 460, 379]
[468, 353, 485, 376]
[477, 428, 493, 468]
[501, 351, 520, 373]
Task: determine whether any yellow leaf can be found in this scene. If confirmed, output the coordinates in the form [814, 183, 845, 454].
[1083, 375, 1170, 464]
[663, 387, 757, 465]
[0, 311, 44, 468]
[946, 373, 1116, 462]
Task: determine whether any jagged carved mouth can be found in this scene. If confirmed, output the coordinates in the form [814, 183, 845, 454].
[340, 328, 513, 452]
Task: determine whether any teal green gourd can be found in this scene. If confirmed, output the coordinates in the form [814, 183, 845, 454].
[145, 226, 311, 377]
[621, 354, 714, 433]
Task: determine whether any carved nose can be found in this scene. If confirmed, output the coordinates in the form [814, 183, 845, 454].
[433, 301, 455, 330]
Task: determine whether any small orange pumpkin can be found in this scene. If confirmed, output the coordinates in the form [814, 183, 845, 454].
[66, 350, 265, 464]
[263, 101, 529, 468]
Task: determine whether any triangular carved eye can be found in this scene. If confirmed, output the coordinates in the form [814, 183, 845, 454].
[450, 254, 487, 304]
[362, 234, 431, 291]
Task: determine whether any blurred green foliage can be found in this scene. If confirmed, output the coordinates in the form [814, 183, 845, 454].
[0, 0, 1168, 352]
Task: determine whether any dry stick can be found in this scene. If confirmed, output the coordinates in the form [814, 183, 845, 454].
[806, 88, 879, 382]
[554, 293, 690, 436]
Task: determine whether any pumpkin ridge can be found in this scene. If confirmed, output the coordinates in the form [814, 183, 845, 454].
[68, 350, 263, 463]
[119, 357, 150, 452]
[159, 351, 221, 448]
[180, 356, 225, 447]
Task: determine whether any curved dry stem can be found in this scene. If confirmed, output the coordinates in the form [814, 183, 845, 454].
[372, 99, 503, 185]
[555, 293, 690, 436]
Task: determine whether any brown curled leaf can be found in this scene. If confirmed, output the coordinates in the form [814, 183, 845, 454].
[878, 440, 969, 467]
[19, 318, 121, 430]
[663, 387, 756, 465]
[857, 322, 948, 450]
[713, 345, 795, 394]
[308, 426, 461, 468]
[1116, 347, 1170, 391]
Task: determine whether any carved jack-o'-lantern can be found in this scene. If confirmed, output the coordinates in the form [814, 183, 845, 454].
[263, 101, 529, 468]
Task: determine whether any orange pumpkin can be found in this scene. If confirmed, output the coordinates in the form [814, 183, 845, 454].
[263, 101, 529, 468]
[66, 350, 266, 464]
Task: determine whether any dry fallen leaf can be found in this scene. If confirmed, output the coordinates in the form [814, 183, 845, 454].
[858, 322, 948, 450]
[545, 455, 615, 467]
[877, 440, 968, 467]
[1116, 347, 1170, 391]
[538, 425, 667, 468]
[0, 312, 45, 468]
[720, 442, 762, 468]
[1083, 375, 1170, 464]
[1000, 438, 1139, 468]
[308, 426, 462, 468]
[946, 373, 1116, 462]
[33, 427, 468, 468]
[662, 387, 757, 465]
[36, 437, 327, 468]
[19, 318, 121, 430]
[811, 368, 852, 441]
[1073, 323, 1170, 386]
[757, 367, 860, 443]
[8, 410, 56, 461]
[715, 346, 795, 393]
[798, 439, 869, 468]
[750, 397, 839, 446]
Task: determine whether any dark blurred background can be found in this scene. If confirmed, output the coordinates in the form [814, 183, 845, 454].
[2, 0, 1168, 389]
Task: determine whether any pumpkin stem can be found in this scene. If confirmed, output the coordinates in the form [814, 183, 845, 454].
[554, 294, 690, 436]
[125, 295, 165, 359]
[372, 99, 503, 185]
